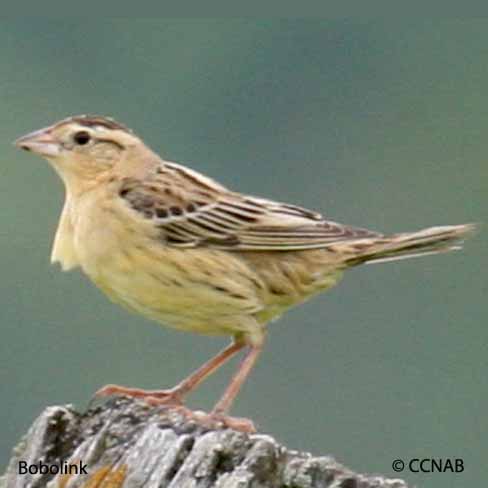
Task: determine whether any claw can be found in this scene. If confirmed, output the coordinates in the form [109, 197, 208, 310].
[93, 384, 256, 433]
[94, 384, 182, 406]
[192, 411, 256, 433]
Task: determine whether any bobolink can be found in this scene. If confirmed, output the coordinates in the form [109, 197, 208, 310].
[15, 115, 475, 431]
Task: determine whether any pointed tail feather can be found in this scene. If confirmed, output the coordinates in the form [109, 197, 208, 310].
[344, 223, 477, 266]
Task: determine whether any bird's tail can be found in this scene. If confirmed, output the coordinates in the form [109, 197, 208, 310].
[341, 224, 477, 266]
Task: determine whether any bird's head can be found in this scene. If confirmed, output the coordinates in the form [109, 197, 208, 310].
[15, 115, 146, 191]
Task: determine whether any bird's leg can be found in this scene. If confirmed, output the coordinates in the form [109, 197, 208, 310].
[212, 345, 262, 415]
[95, 340, 245, 406]
[194, 343, 263, 433]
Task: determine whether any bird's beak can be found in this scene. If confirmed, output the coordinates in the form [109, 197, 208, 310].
[14, 127, 61, 157]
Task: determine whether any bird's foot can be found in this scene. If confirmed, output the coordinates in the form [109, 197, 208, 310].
[190, 410, 257, 433]
[94, 384, 183, 406]
[94, 385, 256, 433]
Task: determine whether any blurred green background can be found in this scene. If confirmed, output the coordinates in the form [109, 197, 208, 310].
[1, 20, 486, 487]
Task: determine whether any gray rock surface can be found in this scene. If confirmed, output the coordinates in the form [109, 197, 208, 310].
[1, 398, 409, 488]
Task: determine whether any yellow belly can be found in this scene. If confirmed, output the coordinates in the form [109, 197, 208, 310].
[93, 247, 264, 335]
[68, 191, 345, 338]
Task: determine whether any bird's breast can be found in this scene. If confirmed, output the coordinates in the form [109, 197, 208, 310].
[65, 191, 346, 336]
[68, 192, 264, 334]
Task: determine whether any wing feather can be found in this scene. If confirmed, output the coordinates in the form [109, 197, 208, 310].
[119, 162, 380, 251]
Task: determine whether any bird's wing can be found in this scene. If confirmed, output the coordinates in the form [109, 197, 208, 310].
[119, 162, 380, 251]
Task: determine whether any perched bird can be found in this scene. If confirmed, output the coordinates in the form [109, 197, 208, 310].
[15, 115, 475, 431]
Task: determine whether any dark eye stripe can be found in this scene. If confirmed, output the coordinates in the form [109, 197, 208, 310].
[96, 138, 125, 150]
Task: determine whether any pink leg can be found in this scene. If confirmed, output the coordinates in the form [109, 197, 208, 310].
[212, 345, 262, 415]
[95, 340, 245, 405]
[191, 344, 263, 433]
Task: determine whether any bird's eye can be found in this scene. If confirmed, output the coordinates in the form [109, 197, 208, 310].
[73, 131, 91, 146]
